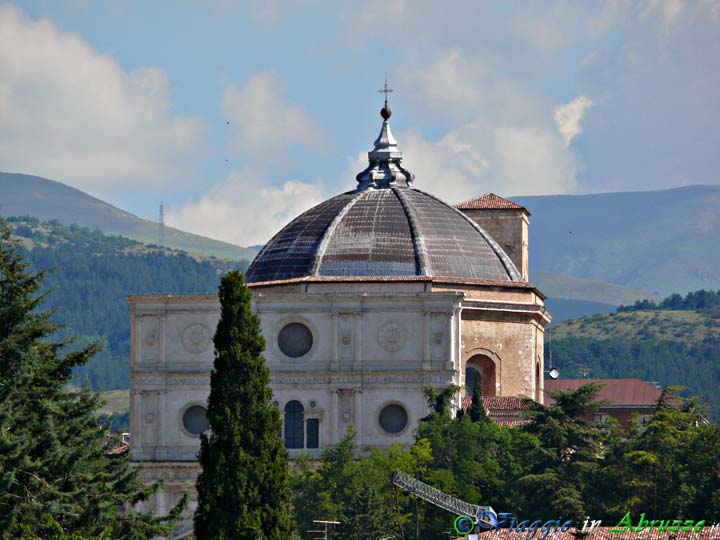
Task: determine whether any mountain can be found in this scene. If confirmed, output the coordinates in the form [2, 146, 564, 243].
[0, 172, 256, 261]
[548, 290, 720, 420]
[531, 272, 661, 324]
[515, 185, 720, 296]
[4, 171, 718, 320]
[4, 217, 245, 391]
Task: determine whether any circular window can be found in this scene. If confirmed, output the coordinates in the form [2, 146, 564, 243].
[379, 404, 408, 434]
[182, 405, 209, 435]
[278, 322, 313, 358]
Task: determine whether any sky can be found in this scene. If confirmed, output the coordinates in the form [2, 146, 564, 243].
[1, 0, 718, 246]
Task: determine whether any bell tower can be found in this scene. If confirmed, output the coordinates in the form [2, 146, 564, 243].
[455, 193, 530, 281]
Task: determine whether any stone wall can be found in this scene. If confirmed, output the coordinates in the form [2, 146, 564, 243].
[460, 208, 530, 281]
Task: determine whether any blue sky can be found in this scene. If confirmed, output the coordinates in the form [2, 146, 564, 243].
[1, 1, 718, 245]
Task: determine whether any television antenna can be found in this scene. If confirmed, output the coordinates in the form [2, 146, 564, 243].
[576, 363, 591, 379]
[158, 202, 165, 252]
[308, 519, 340, 540]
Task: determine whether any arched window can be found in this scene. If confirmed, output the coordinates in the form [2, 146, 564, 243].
[466, 355, 497, 397]
[284, 401, 304, 449]
[465, 366, 481, 397]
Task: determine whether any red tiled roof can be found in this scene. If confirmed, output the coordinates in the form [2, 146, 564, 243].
[105, 441, 130, 457]
[455, 193, 529, 212]
[544, 378, 662, 407]
[247, 275, 534, 289]
[460, 396, 533, 427]
[482, 396, 532, 410]
[493, 419, 532, 427]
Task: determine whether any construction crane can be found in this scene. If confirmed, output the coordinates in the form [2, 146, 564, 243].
[392, 471, 495, 527]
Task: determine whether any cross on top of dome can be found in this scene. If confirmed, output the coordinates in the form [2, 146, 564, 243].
[379, 77, 393, 120]
[356, 79, 415, 190]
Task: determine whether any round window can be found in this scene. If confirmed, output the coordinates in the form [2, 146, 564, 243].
[182, 405, 209, 435]
[379, 404, 408, 434]
[278, 322, 313, 358]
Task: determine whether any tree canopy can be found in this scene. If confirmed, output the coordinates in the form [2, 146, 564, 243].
[194, 271, 294, 540]
[0, 220, 185, 539]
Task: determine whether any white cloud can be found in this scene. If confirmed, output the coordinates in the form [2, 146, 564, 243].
[222, 72, 322, 158]
[0, 5, 204, 191]
[641, 0, 686, 25]
[367, 50, 581, 202]
[344, 120, 577, 205]
[401, 125, 576, 201]
[165, 170, 325, 246]
[554, 96, 593, 146]
[168, 73, 326, 246]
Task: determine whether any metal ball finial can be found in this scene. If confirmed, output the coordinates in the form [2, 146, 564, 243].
[380, 106, 392, 120]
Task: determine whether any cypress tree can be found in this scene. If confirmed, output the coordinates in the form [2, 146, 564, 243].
[194, 271, 294, 540]
[0, 220, 184, 539]
[469, 385, 489, 423]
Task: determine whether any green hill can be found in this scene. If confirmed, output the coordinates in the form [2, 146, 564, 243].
[549, 290, 720, 420]
[0, 172, 256, 261]
[553, 309, 719, 343]
[4, 216, 245, 391]
[515, 185, 720, 295]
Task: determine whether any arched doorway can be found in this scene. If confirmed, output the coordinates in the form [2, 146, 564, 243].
[284, 400, 304, 449]
[465, 355, 497, 397]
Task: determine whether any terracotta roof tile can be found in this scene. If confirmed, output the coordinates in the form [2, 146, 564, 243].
[482, 396, 532, 410]
[455, 193, 529, 212]
[247, 275, 534, 289]
[460, 396, 533, 427]
[544, 378, 662, 407]
[105, 441, 130, 457]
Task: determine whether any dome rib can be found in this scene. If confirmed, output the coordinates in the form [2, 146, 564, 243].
[392, 186, 428, 276]
[245, 191, 358, 283]
[310, 189, 367, 276]
[245, 110, 525, 285]
[412, 188, 522, 282]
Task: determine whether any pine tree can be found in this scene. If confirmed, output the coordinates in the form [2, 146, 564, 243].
[0, 220, 184, 539]
[342, 481, 393, 540]
[194, 271, 294, 540]
[519, 383, 607, 522]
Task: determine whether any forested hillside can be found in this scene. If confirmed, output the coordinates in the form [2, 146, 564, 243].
[6, 216, 247, 390]
[549, 289, 720, 419]
[0, 172, 256, 260]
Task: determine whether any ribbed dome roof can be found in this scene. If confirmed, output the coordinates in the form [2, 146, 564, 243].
[245, 111, 522, 285]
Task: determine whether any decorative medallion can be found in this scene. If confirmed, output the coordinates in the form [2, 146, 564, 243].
[145, 328, 157, 348]
[377, 321, 407, 352]
[181, 323, 211, 354]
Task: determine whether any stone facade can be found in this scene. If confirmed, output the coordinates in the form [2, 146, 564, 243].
[127, 111, 552, 538]
[459, 208, 530, 281]
[128, 279, 549, 528]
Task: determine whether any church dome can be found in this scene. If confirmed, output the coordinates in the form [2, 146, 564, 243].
[246, 108, 522, 285]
